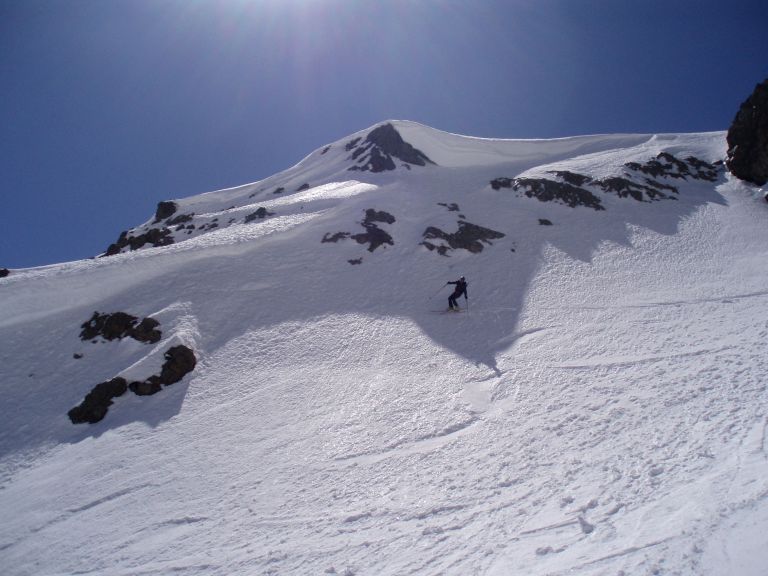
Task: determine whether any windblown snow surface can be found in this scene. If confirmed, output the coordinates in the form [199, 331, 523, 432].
[2, 121, 768, 575]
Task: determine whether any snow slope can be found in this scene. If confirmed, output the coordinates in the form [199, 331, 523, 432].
[2, 121, 768, 575]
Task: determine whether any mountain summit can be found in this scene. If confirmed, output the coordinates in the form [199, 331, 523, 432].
[345, 122, 435, 172]
[2, 122, 768, 576]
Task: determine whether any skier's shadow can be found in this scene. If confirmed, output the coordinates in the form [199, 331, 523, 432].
[407, 177, 727, 376]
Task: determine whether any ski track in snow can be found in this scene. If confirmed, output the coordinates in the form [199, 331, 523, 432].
[2, 125, 768, 575]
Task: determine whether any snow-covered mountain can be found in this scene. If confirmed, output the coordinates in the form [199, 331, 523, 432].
[2, 120, 768, 575]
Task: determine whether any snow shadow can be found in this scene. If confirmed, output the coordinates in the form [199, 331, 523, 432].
[172, 168, 729, 382]
[406, 176, 728, 374]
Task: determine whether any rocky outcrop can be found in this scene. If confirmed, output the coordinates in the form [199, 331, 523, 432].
[727, 79, 768, 185]
[323, 209, 396, 253]
[154, 201, 178, 222]
[80, 311, 161, 344]
[322, 232, 350, 244]
[437, 202, 460, 212]
[422, 221, 505, 256]
[68, 377, 128, 424]
[626, 153, 720, 182]
[70, 345, 197, 423]
[128, 345, 197, 396]
[104, 227, 174, 256]
[501, 177, 605, 210]
[245, 207, 274, 223]
[491, 153, 721, 209]
[166, 212, 194, 226]
[0, 268, 9, 278]
[351, 209, 395, 252]
[347, 124, 435, 172]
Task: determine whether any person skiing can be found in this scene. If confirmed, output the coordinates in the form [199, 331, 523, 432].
[447, 276, 468, 311]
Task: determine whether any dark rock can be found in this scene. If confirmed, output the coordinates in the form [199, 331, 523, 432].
[596, 177, 653, 201]
[491, 156, 714, 208]
[80, 311, 136, 341]
[131, 317, 162, 344]
[490, 177, 514, 191]
[323, 209, 396, 252]
[129, 378, 163, 396]
[539, 219, 553, 226]
[158, 345, 197, 385]
[273, 187, 285, 194]
[0, 268, 8, 278]
[166, 213, 194, 226]
[548, 171, 593, 187]
[73, 353, 83, 359]
[297, 183, 310, 191]
[438, 202, 460, 212]
[351, 209, 396, 252]
[727, 79, 768, 185]
[245, 207, 274, 223]
[350, 146, 396, 172]
[422, 242, 450, 256]
[154, 201, 178, 222]
[626, 152, 690, 179]
[345, 137, 362, 151]
[348, 258, 363, 265]
[321, 145, 331, 155]
[624, 153, 719, 183]
[125, 345, 196, 400]
[361, 209, 396, 226]
[80, 312, 161, 343]
[422, 221, 505, 255]
[68, 377, 128, 424]
[683, 156, 721, 182]
[104, 227, 174, 256]
[322, 232, 351, 244]
[347, 123, 435, 172]
[351, 226, 393, 252]
[511, 178, 605, 210]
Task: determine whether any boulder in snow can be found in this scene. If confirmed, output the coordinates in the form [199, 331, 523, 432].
[80, 312, 162, 344]
[68, 377, 128, 424]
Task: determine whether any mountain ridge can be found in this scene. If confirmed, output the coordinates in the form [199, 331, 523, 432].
[97, 122, 727, 260]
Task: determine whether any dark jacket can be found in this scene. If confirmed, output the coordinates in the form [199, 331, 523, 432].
[448, 279, 468, 298]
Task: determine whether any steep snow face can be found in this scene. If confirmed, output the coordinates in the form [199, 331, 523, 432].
[2, 123, 768, 576]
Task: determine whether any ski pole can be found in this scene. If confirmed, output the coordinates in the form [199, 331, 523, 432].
[428, 283, 448, 300]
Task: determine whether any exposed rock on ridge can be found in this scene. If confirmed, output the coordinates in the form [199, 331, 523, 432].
[491, 153, 721, 210]
[727, 78, 768, 186]
[347, 123, 435, 172]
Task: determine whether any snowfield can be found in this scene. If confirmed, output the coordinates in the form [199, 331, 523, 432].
[1, 121, 767, 575]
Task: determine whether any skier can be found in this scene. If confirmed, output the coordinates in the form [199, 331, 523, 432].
[447, 276, 468, 311]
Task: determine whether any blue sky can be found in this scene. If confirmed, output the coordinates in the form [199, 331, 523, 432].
[2, 0, 766, 268]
